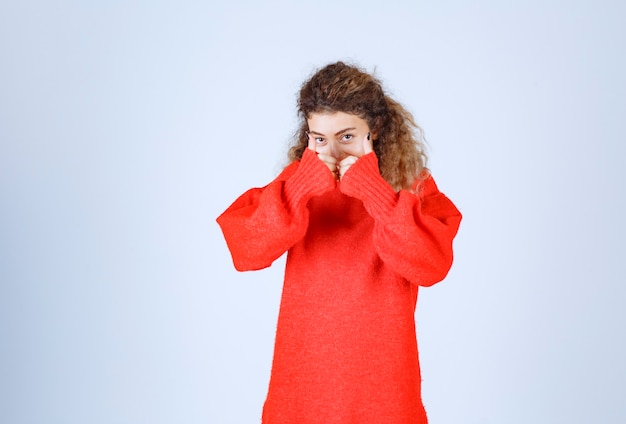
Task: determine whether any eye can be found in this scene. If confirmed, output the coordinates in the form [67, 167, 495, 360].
[306, 131, 327, 145]
[340, 134, 354, 143]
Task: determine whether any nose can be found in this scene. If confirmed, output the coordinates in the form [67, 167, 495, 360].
[329, 141, 344, 161]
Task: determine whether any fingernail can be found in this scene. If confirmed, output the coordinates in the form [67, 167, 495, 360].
[367, 132, 371, 140]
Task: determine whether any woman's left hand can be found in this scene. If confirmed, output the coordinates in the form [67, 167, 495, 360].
[337, 132, 373, 179]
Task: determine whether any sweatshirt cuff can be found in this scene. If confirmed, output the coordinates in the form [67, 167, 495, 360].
[340, 152, 398, 219]
[284, 148, 336, 210]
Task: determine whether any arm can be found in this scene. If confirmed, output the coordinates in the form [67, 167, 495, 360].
[340, 152, 462, 286]
[216, 149, 336, 271]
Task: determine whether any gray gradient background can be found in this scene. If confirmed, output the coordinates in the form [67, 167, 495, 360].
[1, 1, 625, 423]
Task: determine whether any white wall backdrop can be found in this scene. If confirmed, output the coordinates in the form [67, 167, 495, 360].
[1, 1, 624, 423]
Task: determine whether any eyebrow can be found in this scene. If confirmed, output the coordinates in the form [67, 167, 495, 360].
[307, 127, 357, 137]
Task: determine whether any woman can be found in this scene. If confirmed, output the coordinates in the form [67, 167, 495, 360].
[217, 61, 462, 423]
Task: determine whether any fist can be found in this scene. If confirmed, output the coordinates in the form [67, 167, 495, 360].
[338, 132, 372, 178]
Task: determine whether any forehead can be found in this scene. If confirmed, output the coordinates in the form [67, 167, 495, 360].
[307, 111, 368, 132]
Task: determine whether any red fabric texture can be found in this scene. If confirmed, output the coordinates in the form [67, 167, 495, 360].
[217, 149, 462, 423]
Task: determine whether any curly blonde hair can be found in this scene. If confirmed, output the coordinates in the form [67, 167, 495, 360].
[288, 61, 429, 191]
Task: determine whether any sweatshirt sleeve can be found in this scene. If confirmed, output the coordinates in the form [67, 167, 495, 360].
[339, 152, 462, 287]
[216, 149, 336, 271]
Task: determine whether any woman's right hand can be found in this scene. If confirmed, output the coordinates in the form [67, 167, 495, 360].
[307, 133, 339, 179]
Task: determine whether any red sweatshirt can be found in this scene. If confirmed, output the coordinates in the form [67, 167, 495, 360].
[217, 149, 462, 424]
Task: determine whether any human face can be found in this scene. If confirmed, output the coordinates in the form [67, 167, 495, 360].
[306, 111, 371, 161]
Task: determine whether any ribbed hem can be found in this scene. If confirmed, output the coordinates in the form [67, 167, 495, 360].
[284, 149, 336, 210]
[340, 152, 398, 219]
